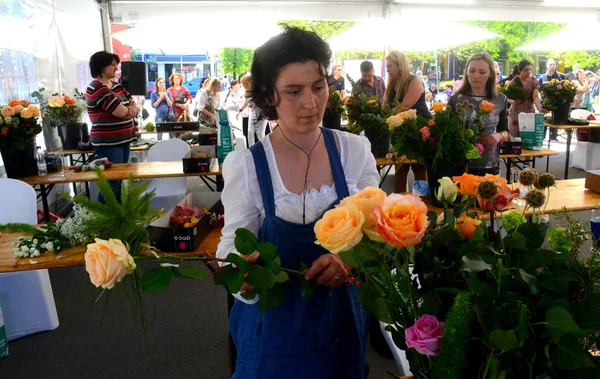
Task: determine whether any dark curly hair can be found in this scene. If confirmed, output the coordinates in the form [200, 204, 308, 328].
[89, 51, 120, 78]
[248, 25, 332, 120]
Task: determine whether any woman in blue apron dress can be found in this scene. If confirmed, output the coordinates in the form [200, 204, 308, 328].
[215, 26, 380, 378]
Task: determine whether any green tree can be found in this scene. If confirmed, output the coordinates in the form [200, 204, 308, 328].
[220, 48, 254, 79]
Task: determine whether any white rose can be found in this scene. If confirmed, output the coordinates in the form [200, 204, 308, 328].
[436, 177, 458, 204]
[46, 242, 54, 252]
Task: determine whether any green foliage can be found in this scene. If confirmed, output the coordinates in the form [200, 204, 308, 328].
[0, 223, 39, 234]
[324, 87, 345, 116]
[281, 20, 356, 42]
[220, 48, 254, 78]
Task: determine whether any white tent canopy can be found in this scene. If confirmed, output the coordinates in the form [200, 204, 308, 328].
[328, 18, 502, 52]
[516, 23, 600, 51]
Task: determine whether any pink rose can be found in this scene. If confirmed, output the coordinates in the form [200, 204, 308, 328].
[405, 314, 444, 356]
[420, 126, 431, 141]
[475, 143, 484, 154]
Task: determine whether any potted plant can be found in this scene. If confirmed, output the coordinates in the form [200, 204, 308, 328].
[389, 101, 487, 205]
[0, 99, 42, 178]
[541, 79, 578, 124]
[33, 89, 85, 150]
[314, 170, 600, 378]
[322, 86, 345, 130]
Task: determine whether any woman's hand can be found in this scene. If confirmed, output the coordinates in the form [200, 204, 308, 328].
[483, 132, 502, 150]
[539, 108, 549, 114]
[304, 254, 348, 288]
[513, 99, 522, 105]
[239, 251, 260, 295]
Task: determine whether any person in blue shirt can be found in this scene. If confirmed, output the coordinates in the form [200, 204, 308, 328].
[150, 78, 173, 140]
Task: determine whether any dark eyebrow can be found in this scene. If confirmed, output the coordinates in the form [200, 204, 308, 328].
[282, 78, 326, 89]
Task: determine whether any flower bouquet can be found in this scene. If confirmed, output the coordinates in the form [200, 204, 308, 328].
[323, 86, 345, 130]
[541, 79, 577, 111]
[313, 169, 600, 378]
[498, 82, 526, 103]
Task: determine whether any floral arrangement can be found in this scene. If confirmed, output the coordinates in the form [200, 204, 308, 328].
[389, 101, 490, 170]
[0, 99, 42, 154]
[344, 75, 392, 134]
[30, 88, 85, 126]
[541, 79, 578, 111]
[498, 82, 526, 102]
[313, 169, 600, 378]
[324, 86, 345, 116]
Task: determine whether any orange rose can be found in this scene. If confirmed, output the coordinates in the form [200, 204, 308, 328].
[13, 104, 24, 114]
[428, 119, 435, 126]
[340, 186, 387, 242]
[456, 215, 482, 239]
[8, 100, 20, 107]
[452, 173, 482, 197]
[482, 173, 507, 186]
[420, 126, 431, 141]
[20, 100, 30, 107]
[64, 96, 76, 105]
[85, 238, 137, 289]
[29, 105, 40, 117]
[314, 204, 365, 254]
[431, 102, 446, 113]
[479, 100, 495, 113]
[1, 128, 8, 137]
[372, 194, 430, 248]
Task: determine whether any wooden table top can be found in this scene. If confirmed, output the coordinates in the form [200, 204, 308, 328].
[137, 130, 203, 135]
[19, 162, 222, 185]
[0, 227, 222, 273]
[374, 148, 559, 166]
[544, 121, 600, 129]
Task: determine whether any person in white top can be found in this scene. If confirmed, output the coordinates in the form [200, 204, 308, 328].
[194, 77, 221, 126]
[216, 25, 378, 378]
[220, 79, 245, 128]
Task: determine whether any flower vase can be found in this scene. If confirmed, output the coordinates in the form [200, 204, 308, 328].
[322, 114, 342, 130]
[426, 162, 467, 207]
[57, 123, 83, 150]
[42, 119, 62, 151]
[364, 127, 391, 158]
[551, 103, 570, 125]
[0, 143, 37, 179]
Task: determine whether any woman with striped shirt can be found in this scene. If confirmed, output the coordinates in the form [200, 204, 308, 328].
[85, 51, 138, 201]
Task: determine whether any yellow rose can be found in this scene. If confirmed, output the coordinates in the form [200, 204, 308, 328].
[314, 204, 365, 254]
[340, 186, 387, 242]
[406, 109, 417, 120]
[29, 105, 40, 117]
[13, 104, 24, 114]
[1, 106, 15, 117]
[20, 108, 33, 119]
[387, 113, 407, 128]
[372, 194, 430, 248]
[85, 238, 137, 289]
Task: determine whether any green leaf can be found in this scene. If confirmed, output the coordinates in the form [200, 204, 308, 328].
[301, 278, 314, 299]
[358, 283, 393, 324]
[241, 288, 257, 301]
[541, 270, 577, 294]
[274, 271, 290, 283]
[263, 260, 281, 276]
[234, 228, 257, 255]
[523, 249, 561, 270]
[142, 267, 172, 293]
[551, 335, 596, 370]
[461, 253, 492, 272]
[214, 265, 233, 286]
[255, 241, 277, 261]
[489, 329, 520, 352]
[453, 201, 470, 219]
[546, 306, 585, 344]
[466, 276, 495, 296]
[339, 242, 379, 268]
[427, 211, 438, 228]
[258, 285, 286, 314]
[226, 253, 249, 273]
[246, 265, 276, 290]
[235, 228, 258, 244]
[517, 223, 549, 248]
[517, 269, 539, 295]
[514, 303, 531, 342]
[508, 232, 527, 250]
[578, 294, 600, 332]
[225, 267, 245, 294]
[443, 208, 455, 226]
[172, 266, 207, 280]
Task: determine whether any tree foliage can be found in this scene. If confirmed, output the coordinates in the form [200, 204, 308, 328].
[220, 48, 253, 79]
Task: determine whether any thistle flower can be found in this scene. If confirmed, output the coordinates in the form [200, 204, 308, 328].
[476, 179, 499, 201]
[525, 188, 546, 208]
[518, 168, 538, 187]
[534, 173, 556, 190]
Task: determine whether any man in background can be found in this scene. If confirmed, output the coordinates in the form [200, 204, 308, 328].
[328, 64, 345, 92]
[353, 61, 386, 102]
[539, 59, 566, 141]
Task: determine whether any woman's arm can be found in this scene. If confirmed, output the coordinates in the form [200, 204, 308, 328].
[151, 92, 161, 109]
[184, 87, 192, 106]
[399, 78, 425, 111]
[236, 99, 249, 120]
[165, 92, 173, 107]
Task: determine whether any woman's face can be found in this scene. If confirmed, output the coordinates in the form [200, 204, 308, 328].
[466, 59, 492, 92]
[386, 59, 400, 79]
[520, 65, 533, 79]
[173, 75, 182, 86]
[274, 60, 328, 134]
[102, 60, 118, 79]
[231, 83, 240, 93]
[212, 82, 221, 94]
[157, 80, 165, 90]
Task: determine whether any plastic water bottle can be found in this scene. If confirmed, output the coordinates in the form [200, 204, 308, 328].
[36, 147, 47, 176]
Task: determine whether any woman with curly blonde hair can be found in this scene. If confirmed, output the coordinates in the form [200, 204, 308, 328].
[383, 50, 432, 193]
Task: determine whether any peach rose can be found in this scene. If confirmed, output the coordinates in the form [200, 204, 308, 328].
[4, 116, 12, 124]
[29, 105, 40, 117]
[1, 106, 15, 117]
[315, 204, 365, 254]
[479, 100, 495, 113]
[20, 108, 33, 119]
[85, 238, 137, 289]
[372, 194, 430, 248]
[8, 100, 20, 107]
[456, 215, 482, 239]
[20, 100, 30, 107]
[420, 126, 431, 141]
[452, 173, 482, 197]
[13, 104, 24, 114]
[340, 187, 387, 242]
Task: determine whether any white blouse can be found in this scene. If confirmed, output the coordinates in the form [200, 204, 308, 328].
[216, 129, 380, 261]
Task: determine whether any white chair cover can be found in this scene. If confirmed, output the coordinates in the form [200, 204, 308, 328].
[146, 139, 191, 210]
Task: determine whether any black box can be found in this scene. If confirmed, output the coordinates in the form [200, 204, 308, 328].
[157, 121, 200, 132]
[197, 133, 218, 145]
[499, 141, 522, 155]
[149, 192, 222, 252]
[182, 146, 218, 173]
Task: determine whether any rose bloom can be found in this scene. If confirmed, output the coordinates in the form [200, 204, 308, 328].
[314, 204, 365, 254]
[430, 102, 446, 113]
[479, 100, 495, 113]
[339, 187, 387, 242]
[1, 128, 8, 137]
[13, 104, 24, 114]
[85, 238, 137, 289]
[30, 105, 40, 117]
[372, 194, 429, 248]
[387, 113, 408, 128]
[20, 108, 34, 119]
[457, 215, 482, 239]
[64, 95, 76, 105]
[427, 119, 435, 127]
[4, 116, 12, 124]
[420, 126, 431, 141]
[20, 100, 30, 107]
[436, 177, 458, 204]
[475, 143, 485, 155]
[1, 106, 15, 117]
[452, 173, 482, 197]
[405, 315, 444, 356]
[8, 100, 20, 107]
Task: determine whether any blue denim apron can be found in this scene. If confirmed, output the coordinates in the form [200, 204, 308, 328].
[229, 127, 368, 378]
